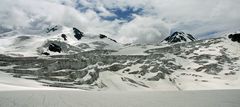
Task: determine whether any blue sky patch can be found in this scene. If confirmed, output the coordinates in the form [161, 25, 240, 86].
[75, 2, 143, 22]
[103, 7, 143, 21]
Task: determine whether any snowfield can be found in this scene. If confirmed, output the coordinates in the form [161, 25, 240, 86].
[0, 26, 240, 107]
[0, 90, 240, 107]
[0, 71, 76, 91]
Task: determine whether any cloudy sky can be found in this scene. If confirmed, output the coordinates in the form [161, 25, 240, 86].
[0, 0, 240, 43]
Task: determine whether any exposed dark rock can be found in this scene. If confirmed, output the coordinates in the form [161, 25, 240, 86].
[99, 34, 107, 39]
[61, 34, 67, 41]
[42, 40, 82, 53]
[13, 74, 21, 78]
[228, 33, 240, 43]
[189, 54, 213, 60]
[73, 27, 84, 40]
[46, 26, 58, 33]
[49, 43, 61, 53]
[107, 64, 126, 72]
[68, 72, 77, 80]
[159, 67, 174, 75]
[98, 34, 117, 43]
[215, 55, 232, 64]
[41, 52, 50, 56]
[108, 38, 117, 43]
[224, 71, 236, 75]
[138, 65, 150, 76]
[76, 70, 88, 78]
[128, 71, 139, 74]
[195, 64, 223, 75]
[124, 68, 130, 72]
[139, 70, 148, 76]
[201, 80, 208, 82]
[150, 65, 160, 73]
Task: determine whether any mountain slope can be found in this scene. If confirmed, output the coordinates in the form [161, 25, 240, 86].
[0, 33, 239, 91]
[0, 26, 122, 57]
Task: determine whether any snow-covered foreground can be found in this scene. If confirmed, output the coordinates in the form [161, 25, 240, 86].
[0, 71, 75, 91]
[1, 71, 239, 107]
[0, 90, 239, 107]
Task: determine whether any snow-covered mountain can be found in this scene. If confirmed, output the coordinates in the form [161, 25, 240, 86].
[0, 25, 121, 57]
[163, 31, 196, 43]
[0, 28, 240, 91]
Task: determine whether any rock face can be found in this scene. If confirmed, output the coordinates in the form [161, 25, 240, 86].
[73, 28, 84, 40]
[41, 52, 50, 56]
[108, 38, 117, 43]
[228, 33, 240, 43]
[99, 34, 107, 39]
[48, 43, 61, 53]
[61, 34, 67, 41]
[99, 34, 117, 43]
[46, 26, 58, 33]
[164, 31, 196, 43]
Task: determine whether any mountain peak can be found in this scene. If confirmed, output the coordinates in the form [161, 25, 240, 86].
[163, 31, 196, 43]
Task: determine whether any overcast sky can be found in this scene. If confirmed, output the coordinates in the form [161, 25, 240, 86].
[0, 0, 240, 43]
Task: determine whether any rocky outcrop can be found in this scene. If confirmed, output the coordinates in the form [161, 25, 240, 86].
[40, 40, 82, 54]
[73, 27, 84, 40]
[228, 33, 240, 43]
[99, 34, 107, 39]
[61, 34, 67, 41]
[41, 52, 50, 56]
[49, 43, 61, 53]
[46, 26, 58, 33]
[99, 34, 117, 43]
[108, 38, 117, 43]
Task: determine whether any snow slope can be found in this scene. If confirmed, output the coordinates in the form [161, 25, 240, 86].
[0, 26, 122, 57]
[0, 34, 240, 91]
[0, 25, 240, 91]
[0, 71, 76, 91]
[0, 90, 239, 107]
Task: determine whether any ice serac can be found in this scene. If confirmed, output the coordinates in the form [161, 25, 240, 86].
[163, 31, 196, 43]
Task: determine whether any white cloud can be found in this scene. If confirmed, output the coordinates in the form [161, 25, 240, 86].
[0, 0, 240, 43]
[118, 15, 170, 44]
